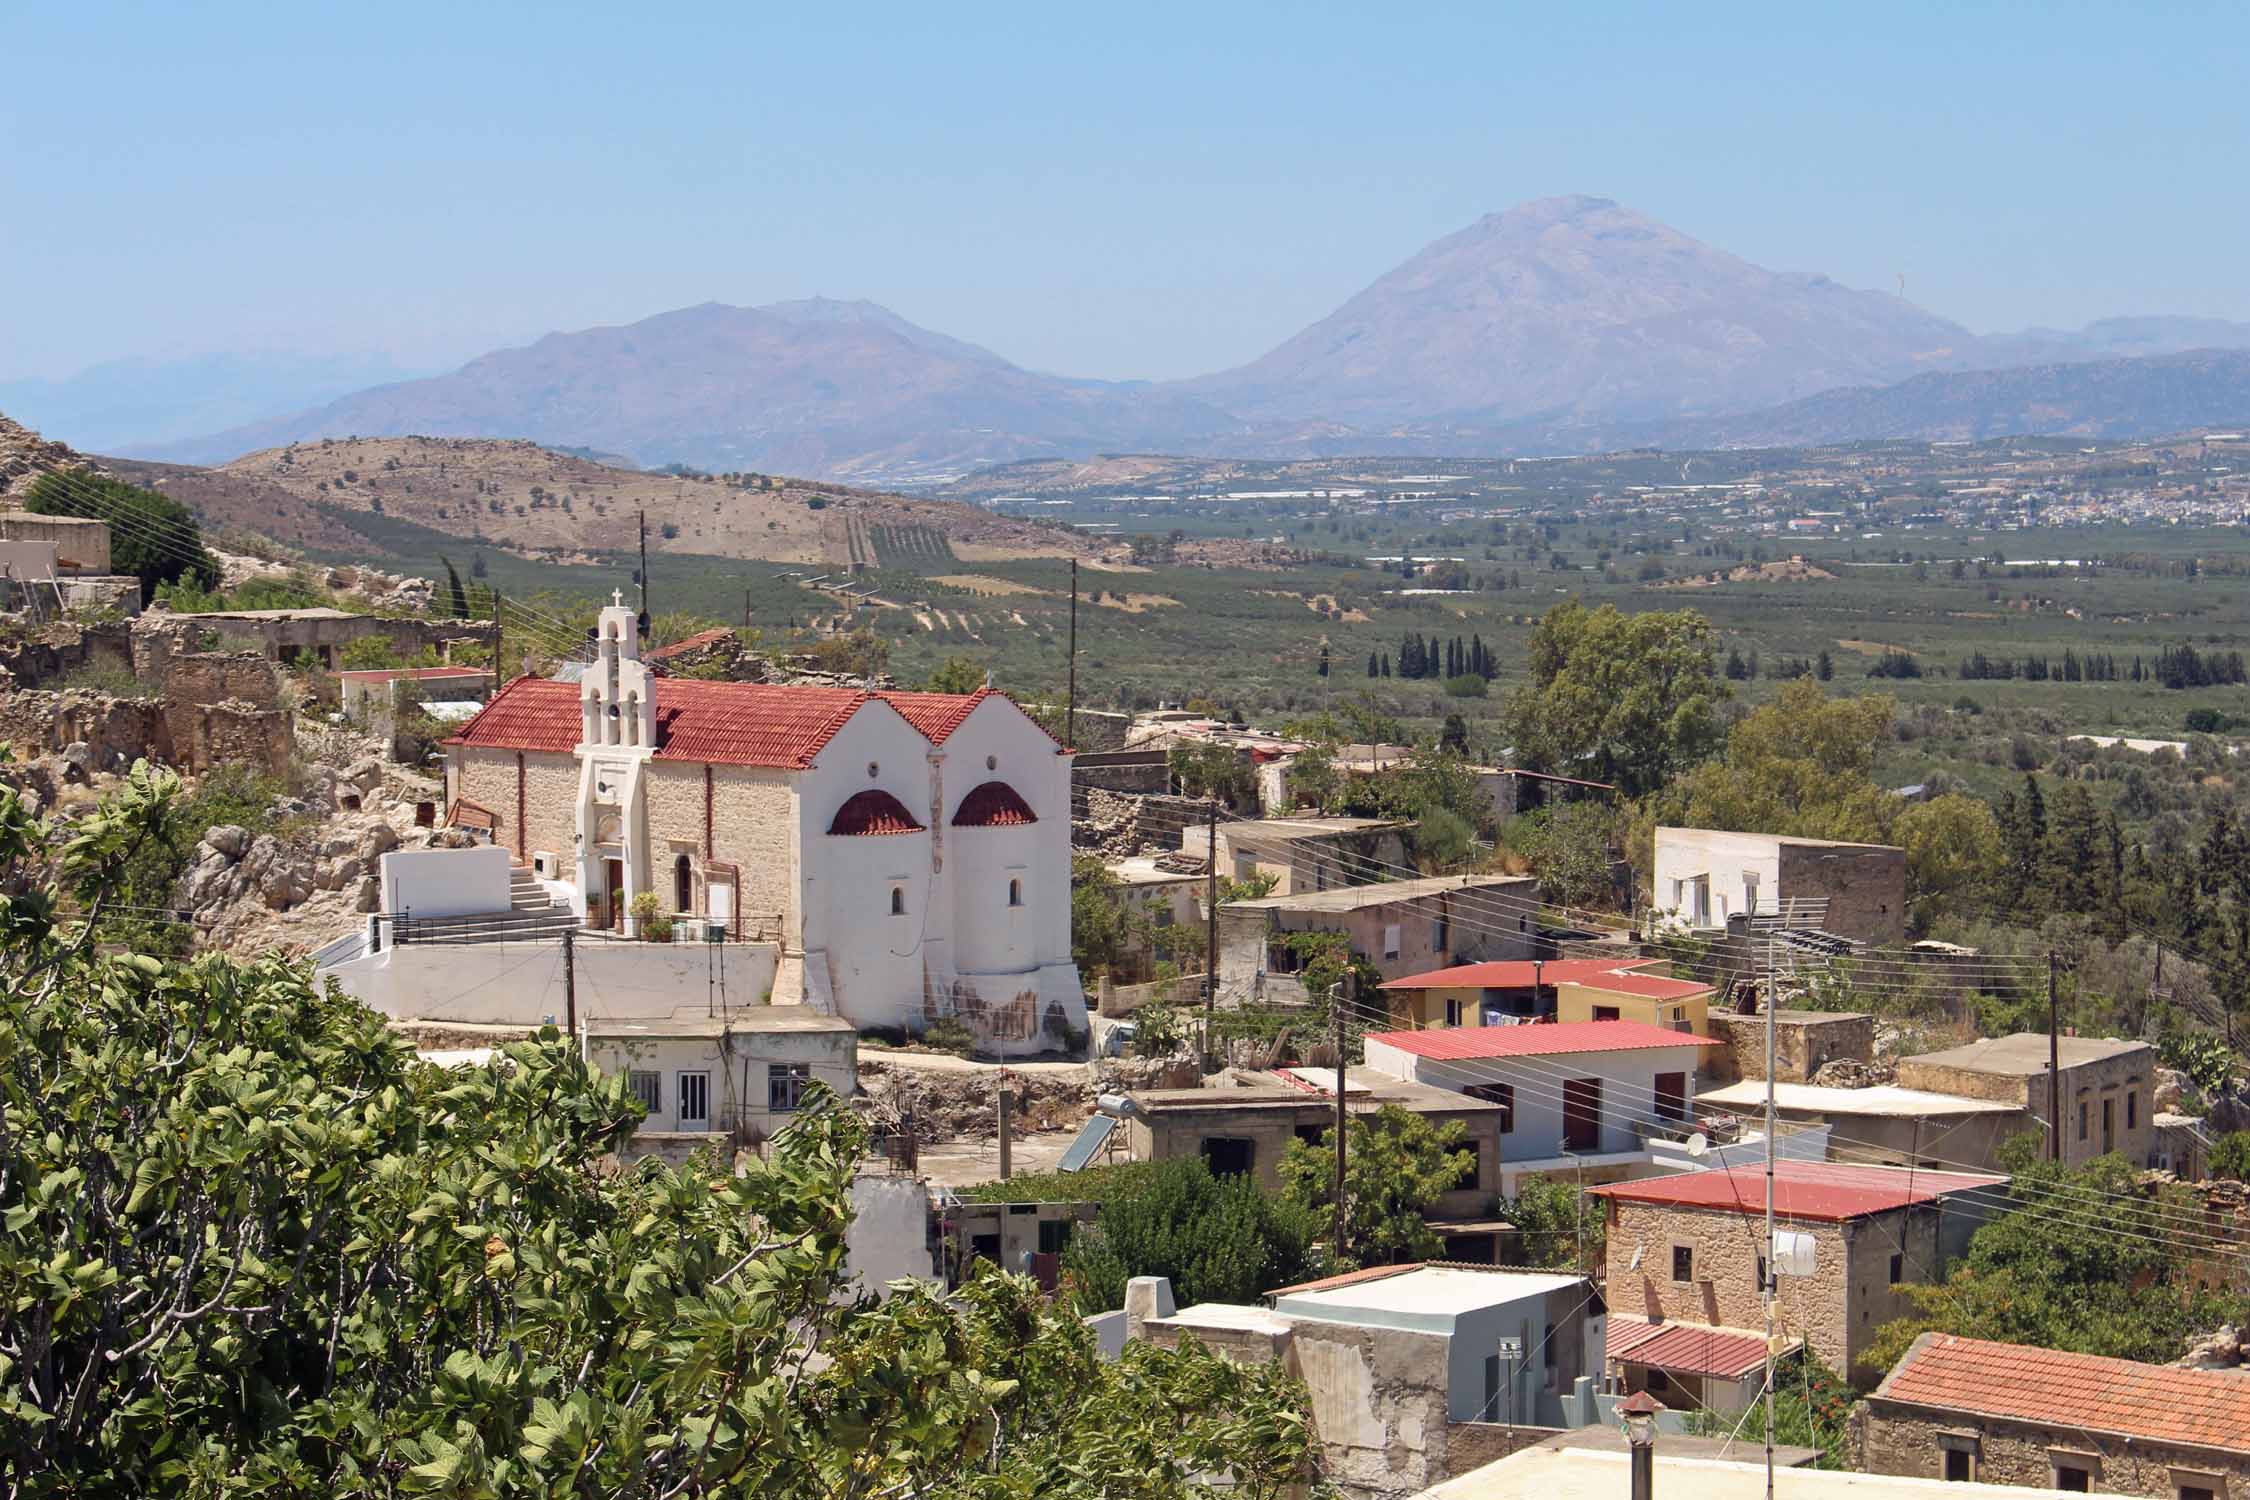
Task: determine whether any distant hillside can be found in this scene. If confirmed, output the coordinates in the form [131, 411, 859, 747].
[1174, 195, 1973, 426]
[203, 435, 1101, 567]
[0, 352, 422, 457]
[1655, 348, 2250, 448]
[149, 300, 1241, 486]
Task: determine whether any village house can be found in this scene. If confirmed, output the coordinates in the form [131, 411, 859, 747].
[1216, 874, 1540, 1003]
[1859, 1331, 2250, 1497]
[337, 663, 495, 720]
[1093, 852, 1208, 984]
[1552, 967, 1714, 1035]
[1651, 827, 1907, 944]
[1197, 814, 1412, 895]
[1380, 956, 1672, 1030]
[1125, 1265, 1602, 1499]
[1590, 1160, 2006, 1381]
[1362, 1021, 1719, 1185]
[1895, 1032, 2156, 1169]
[432, 594, 1086, 1053]
[580, 1008, 858, 1161]
[1121, 1068, 1514, 1260]
[1695, 1079, 2025, 1172]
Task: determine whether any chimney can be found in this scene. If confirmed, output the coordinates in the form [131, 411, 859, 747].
[1618, 1390, 1666, 1500]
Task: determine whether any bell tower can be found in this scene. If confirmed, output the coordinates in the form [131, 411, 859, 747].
[579, 591, 656, 750]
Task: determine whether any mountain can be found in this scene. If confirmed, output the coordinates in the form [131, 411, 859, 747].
[0, 352, 423, 457]
[1973, 315, 2250, 369]
[1647, 348, 2250, 448]
[147, 300, 1242, 485]
[1174, 195, 1974, 427]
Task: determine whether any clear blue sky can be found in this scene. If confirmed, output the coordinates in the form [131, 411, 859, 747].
[5, 1, 2245, 382]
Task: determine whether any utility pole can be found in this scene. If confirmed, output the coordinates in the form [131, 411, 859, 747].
[561, 927, 577, 1041]
[1203, 799, 1220, 1067]
[490, 590, 504, 680]
[2048, 949, 2063, 1163]
[1331, 983, 1348, 1260]
[1762, 910, 1778, 1500]
[743, 588, 752, 629]
[1067, 558, 1079, 750]
[997, 1081, 1014, 1181]
[637, 509, 650, 637]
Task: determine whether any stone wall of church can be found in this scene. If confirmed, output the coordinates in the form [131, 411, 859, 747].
[451, 748, 577, 867]
[705, 766, 798, 940]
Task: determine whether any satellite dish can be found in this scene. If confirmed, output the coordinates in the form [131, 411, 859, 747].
[1628, 1243, 1644, 1272]
[1685, 1132, 1710, 1158]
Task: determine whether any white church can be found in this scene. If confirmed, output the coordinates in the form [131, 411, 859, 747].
[410, 593, 1089, 1054]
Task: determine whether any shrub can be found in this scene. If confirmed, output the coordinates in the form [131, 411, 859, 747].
[1060, 1158, 1318, 1314]
[922, 1016, 976, 1057]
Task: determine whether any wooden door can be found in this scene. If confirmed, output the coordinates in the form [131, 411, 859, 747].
[603, 858, 624, 930]
[1563, 1078, 1601, 1151]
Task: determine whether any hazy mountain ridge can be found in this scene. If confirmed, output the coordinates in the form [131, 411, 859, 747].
[82, 201, 2250, 478]
[1176, 195, 1975, 425]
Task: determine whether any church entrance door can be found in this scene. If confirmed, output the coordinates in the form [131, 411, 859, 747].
[603, 857, 625, 930]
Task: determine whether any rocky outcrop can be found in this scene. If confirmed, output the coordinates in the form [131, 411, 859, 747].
[0, 413, 106, 498]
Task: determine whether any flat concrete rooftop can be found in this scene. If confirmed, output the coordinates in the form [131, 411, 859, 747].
[1698, 1081, 2019, 1118]
[1275, 1266, 1581, 1329]
[1905, 1031, 2150, 1075]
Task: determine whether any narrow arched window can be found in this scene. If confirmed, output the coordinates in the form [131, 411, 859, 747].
[890, 887, 905, 916]
[1008, 878, 1023, 908]
[673, 854, 692, 913]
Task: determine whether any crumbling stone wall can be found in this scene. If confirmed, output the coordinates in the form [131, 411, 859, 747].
[1705, 1010, 1876, 1085]
[0, 685, 289, 778]
[157, 651, 282, 710]
[0, 621, 133, 688]
[1074, 787, 1210, 857]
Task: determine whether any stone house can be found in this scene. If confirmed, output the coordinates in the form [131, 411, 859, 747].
[1695, 1078, 2026, 1172]
[1651, 827, 1907, 944]
[441, 595, 1085, 1053]
[1590, 1160, 2006, 1381]
[1362, 1020, 1718, 1175]
[1198, 815, 1412, 896]
[1896, 1033, 2157, 1169]
[1859, 1331, 2250, 1497]
[581, 1009, 857, 1157]
[1216, 874, 1540, 1001]
[1127, 1265, 1601, 1500]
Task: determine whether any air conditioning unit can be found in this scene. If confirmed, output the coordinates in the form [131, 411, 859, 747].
[531, 850, 558, 879]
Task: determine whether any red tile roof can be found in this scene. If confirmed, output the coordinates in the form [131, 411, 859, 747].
[827, 789, 926, 836]
[334, 665, 492, 682]
[953, 780, 1037, 827]
[1590, 1161, 2006, 1222]
[1265, 1263, 1425, 1297]
[446, 677, 1039, 768]
[1879, 1333, 2250, 1453]
[878, 689, 989, 744]
[1365, 1019, 1715, 1060]
[1379, 958, 1664, 991]
[1607, 1318, 1784, 1379]
[644, 627, 737, 663]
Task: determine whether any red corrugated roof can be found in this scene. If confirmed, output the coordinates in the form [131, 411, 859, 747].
[1607, 1318, 1782, 1379]
[827, 789, 927, 836]
[1590, 1161, 2006, 1222]
[334, 665, 491, 681]
[953, 780, 1037, 827]
[1366, 1019, 1715, 1060]
[1379, 958, 1663, 991]
[1572, 972, 1714, 1001]
[1878, 1333, 2250, 1453]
